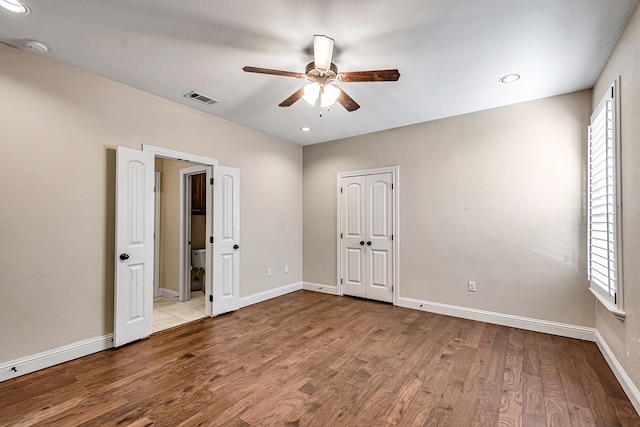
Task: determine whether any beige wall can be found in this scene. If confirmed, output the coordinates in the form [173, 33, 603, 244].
[0, 44, 302, 363]
[593, 3, 640, 392]
[304, 90, 594, 327]
[191, 216, 206, 250]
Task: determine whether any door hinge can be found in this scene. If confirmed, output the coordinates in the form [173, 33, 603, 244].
[153, 233, 155, 239]
[340, 232, 343, 239]
[391, 183, 394, 190]
[210, 236, 214, 243]
[209, 295, 213, 302]
[392, 285, 394, 292]
[210, 178, 214, 185]
[340, 187, 343, 193]
[154, 186, 157, 193]
[340, 278, 343, 284]
[391, 234, 394, 241]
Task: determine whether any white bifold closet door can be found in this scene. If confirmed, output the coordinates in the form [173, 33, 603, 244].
[341, 172, 393, 303]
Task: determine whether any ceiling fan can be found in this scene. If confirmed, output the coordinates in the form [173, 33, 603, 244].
[243, 35, 400, 112]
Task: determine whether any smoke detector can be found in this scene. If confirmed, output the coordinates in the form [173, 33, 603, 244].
[25, 40, 48, 54]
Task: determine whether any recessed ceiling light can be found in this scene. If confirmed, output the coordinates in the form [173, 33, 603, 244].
[499, 74, 521, 84]
[0, 0, 30, 14]
[300, 127, 312, 132]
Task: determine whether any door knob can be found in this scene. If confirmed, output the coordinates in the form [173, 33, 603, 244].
[233, 244, 240, 250]
[360, 241, 365, 246]
[119, 253, 130, 261]
[367, 241, 372, 246]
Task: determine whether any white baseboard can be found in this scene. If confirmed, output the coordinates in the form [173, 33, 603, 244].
[239, 282, 303, 308]
[5, 287, 637, 417]
[0, 334, 113, 383]
[595, 331, 640, 415]
[159, 288, 179, 299]
[396, 296, 596, 342]
[302, 281, 339, 295]
[0, 283, 303, 384]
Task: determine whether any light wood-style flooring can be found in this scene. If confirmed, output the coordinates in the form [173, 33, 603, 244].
[1, 291, 638, 426]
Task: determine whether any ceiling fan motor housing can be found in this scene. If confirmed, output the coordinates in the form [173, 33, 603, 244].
[305, 62, 338, 84]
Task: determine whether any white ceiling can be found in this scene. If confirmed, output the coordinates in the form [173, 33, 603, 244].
[0, 0, 637, 145]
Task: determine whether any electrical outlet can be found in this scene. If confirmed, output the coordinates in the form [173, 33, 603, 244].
[468, 281, 477, 292]
[267, 268, 272, 277]
[285, 264, 289, 273]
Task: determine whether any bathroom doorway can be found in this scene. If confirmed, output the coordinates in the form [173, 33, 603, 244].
[153, 159, 208, 332]
[181, 165, 208, 301]
[114, 144, 240, 346]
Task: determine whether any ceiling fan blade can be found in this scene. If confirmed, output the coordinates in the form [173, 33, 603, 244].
[278, 87, 305, 107]
[242, 66, 305, 79]
[313, 35, 334, 70]
[339, 69, 401, 82]
[336, 88, 360, 112]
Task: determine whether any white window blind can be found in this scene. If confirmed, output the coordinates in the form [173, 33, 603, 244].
[588, 82, 621, 312]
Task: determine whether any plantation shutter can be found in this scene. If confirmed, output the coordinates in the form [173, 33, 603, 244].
[587, 87, 617, 303]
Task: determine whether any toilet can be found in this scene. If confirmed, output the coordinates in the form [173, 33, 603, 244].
[191, 249, 206, 269]
[191, 249, 206, 291]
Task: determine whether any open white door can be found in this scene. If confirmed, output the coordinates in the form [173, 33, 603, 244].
[212, 166, 240, 316]
[114, 146, 155, 347]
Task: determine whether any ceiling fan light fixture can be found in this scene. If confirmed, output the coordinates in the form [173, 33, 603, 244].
[320, 84, 340, 108]
[243, 34, 398, 112]
[313, 34, 334, 70]
[0, 0, 30, 14]
[303, 82, 320, 106]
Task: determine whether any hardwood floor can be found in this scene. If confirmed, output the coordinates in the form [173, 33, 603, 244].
[1, 291, 637, 426]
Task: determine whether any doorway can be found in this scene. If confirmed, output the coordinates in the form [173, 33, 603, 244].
[337, 166, 399, 304]
[180, 165, 209, 302]
[114, 145, 240, 347]
[152, 160, 208, 332]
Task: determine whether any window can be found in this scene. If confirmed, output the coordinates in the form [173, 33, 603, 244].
[587, 79, 624, 317]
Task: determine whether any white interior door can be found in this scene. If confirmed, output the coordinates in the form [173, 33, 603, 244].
[114, 146, 155, 347]
[341, 176, 366, 298]
[212, 166, 240, 316]
[365, 173, 393, 302]
[340, 172, 393, 303]
[204, 165, 213, 316]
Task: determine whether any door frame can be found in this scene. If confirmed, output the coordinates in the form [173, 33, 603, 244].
[143, 145, 218, 316]
[336, 166, 400, 305]
[180, 165, 209, 302]
[153, 171, 161, 298]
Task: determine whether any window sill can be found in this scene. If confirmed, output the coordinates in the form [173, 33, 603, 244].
[590, 287, 626, 320]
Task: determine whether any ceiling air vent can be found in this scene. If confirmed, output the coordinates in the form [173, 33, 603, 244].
[184, 91, 219, 106]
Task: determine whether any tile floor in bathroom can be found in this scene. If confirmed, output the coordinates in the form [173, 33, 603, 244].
[152, 291, 207, 333]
